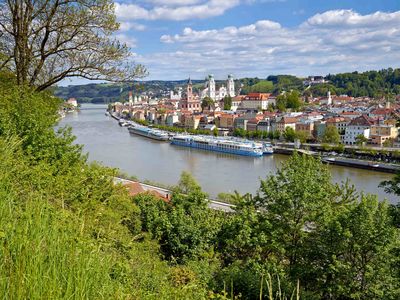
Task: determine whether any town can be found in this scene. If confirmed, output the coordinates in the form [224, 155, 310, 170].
[107, 74, 400, 153]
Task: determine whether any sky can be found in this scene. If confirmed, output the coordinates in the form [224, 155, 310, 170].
[62, 0, 400, 84]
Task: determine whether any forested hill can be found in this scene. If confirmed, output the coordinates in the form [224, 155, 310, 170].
[54, 80, 204, 103]
[55, 68, 400, 103]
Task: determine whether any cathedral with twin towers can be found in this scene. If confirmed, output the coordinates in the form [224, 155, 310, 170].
[200, 74, 236, 101]
[178, 74, 236, 112]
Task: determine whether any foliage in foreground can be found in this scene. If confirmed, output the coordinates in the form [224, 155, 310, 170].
[0, 82, 208, 299]
[0, 76, 399, 299]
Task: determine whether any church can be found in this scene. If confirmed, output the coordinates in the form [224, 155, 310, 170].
[200, 74, 235, 101]
[178, 78, 201, 112]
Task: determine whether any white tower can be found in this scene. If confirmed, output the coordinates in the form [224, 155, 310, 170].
[128, 91, 133, 105]
[227, 74, 235, 97]
[327, 90, 332, 106]
[207, 74, 216, 100]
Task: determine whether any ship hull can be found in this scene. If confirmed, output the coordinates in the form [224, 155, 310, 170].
[128, 127, 169, 141]
[171, 139, 263, 157]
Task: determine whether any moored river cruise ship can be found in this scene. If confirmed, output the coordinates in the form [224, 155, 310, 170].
[171, 135, 265, 157]
[128, 125, 169, 141]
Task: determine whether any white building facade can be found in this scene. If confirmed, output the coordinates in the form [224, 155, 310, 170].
[201, 74, 235, 101]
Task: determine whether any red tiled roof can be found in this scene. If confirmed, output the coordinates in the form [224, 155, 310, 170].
[279, 117, 298, 124]
[125, 182, 145, 196]
[124, 182, 170, 203]
[349, 115, 375, 126]
[370, 108, 394, 115]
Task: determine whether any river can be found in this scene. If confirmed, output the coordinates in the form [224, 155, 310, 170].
[58, 104, 398, 204]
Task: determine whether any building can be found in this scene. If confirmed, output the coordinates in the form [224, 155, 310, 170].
[67, 98, 78, 107]
[183, 114, 202, 129]
[231, 95, 245, 111]
[275, 116, 298, 133]
[370, 125, 398, 146]
[201, 74, 235, 101]
[303, 76, 327, 86]
[295, 121, 314, 137]
[179, 78, 201, 112]
[240, 93, 271, 111]
[257, 118, 273, 133]
[246, 118, 261, 132]
[234, 114, 257, 131]
[344, 115, 375, 145]
[218, 113, 237, 130]
[170, 87, 182, 100]
[166, 112, 179, 126]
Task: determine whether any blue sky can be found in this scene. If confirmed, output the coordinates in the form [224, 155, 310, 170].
[63, 0, 400, 84]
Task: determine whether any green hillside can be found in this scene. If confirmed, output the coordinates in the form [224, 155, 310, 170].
[55, 68, 400, 104]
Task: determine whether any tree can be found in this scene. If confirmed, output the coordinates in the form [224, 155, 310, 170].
[255, 153, 340, 274]
[356, 134, 368, 145]
[295, 130, 309, 144]
[223, 95, 232, 110]
[136, 172, 223, 263]
[275, 91, 303, 111]
[383, 138, 395, 148]
[286, 90, 302, 111]
[201, 96, 214, 111]
[0, 0, 146, 90]
[213, 127, 219, 137]
[322, 125, 341, 144]
[283, 127, 296, 142]
[304, 196, 399, 299]
[276, 94, 287, 111]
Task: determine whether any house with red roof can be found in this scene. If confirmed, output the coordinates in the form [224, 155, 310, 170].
[344, 115, 375, 145]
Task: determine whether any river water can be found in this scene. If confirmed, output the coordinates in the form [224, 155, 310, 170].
[59, 104, 398, 204]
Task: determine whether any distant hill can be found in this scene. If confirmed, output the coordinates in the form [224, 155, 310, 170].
[55, 68, 400, 103]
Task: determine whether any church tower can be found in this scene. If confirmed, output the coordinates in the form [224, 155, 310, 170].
[327, 90, 332, 106]
[227, 74, 235, 97]
[207, 74, 216, 100]
[128, 91, 133, 105]
[187, 77, 193, 101]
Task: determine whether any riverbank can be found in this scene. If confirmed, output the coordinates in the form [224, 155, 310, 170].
[273, 147, 400, 173]
[112, 111, 400, 174]
[60, 104, 396, 203]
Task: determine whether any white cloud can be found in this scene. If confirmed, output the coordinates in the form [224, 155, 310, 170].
[115, 0, 240, 21]
[146, 0, 203, 6]
[135, 9, 400, 79]
[304, 9, 400, 27]
[119, 22, 146, 31]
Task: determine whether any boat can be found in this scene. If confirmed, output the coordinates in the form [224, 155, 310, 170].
[171, 135, 263, 157]
[119, 119, 130, 127]
[262, 142, 274, 155]
[128, 125, 169, 141]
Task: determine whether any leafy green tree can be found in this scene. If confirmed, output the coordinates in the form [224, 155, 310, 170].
[356, 134, 368, 145]
[322, 125, 341, 144]
[286, 90, 302, 111]
[276, 91, 303, 111]
[295, 130, 309, 143]
[379, 173, 400, 200]
[256, 153, 341, 273]
[276, 94, 287, 111]
[304, 196, 399, 299]
[136, 172, 223, 263]
[283, 127, 296, 142]
[0, 0, 146, 90]
[201, 96, 214, 111]
[383, 138, 395, 147]
[223, 95, 232, 110]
